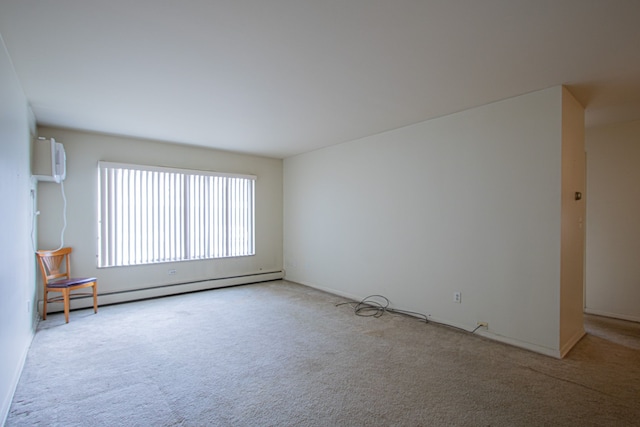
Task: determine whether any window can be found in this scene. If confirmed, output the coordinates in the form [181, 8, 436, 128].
[98, 162, 255, 267]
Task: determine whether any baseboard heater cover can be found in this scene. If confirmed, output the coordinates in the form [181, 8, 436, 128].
[40, 270, 284, 313]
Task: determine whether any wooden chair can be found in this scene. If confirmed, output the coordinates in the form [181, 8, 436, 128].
[36, 247, 98, 323]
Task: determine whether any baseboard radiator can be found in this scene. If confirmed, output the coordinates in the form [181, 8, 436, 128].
[39, 270, 284, 314]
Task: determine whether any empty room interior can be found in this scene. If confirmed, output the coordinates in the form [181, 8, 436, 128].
[2, 1, 640, 425]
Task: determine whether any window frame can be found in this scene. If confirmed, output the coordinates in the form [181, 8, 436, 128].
[97, 161, 256, 268]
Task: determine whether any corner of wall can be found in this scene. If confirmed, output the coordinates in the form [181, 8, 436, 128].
[559, 86, 586, 354]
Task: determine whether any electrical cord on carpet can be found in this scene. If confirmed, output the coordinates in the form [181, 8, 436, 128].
[336, 294, 484, 334]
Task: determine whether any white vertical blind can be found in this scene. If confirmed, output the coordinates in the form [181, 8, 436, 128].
[98, 162, 255, 268]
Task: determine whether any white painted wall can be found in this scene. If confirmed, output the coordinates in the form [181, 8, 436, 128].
[585, 120, 640, 322]
[35, 127, 283, 308]
[284, 87, 568, 356]
[0, 36, 37, 424]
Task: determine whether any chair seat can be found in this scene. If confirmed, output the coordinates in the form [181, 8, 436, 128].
[48, 277, 97, 288]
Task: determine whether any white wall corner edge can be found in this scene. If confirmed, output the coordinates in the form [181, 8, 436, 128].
[559, 327, 586, 359]
[1, 330, 35, 427]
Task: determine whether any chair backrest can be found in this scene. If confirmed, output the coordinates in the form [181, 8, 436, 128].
[36, 247, 73, 285]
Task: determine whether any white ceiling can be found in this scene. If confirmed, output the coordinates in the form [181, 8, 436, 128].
[1, 1, 640, 159]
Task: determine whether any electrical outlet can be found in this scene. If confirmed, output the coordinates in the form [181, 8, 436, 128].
[453, 291, 462, 303]
[477, 321, 488, 328]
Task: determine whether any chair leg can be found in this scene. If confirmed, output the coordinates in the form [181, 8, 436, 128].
[63, 289, 70, 323]
[43, 289, 48, 320]
[93, 282, 98, 314]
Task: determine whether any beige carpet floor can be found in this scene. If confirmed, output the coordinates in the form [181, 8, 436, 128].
[6, 280, 640, 426]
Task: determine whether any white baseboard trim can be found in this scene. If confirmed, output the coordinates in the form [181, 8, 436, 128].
[40, 271, 284, 313]
[286, 278, 364, 304]
[287, 278, 564, 359]
[584, 308, 640, 323]
[472, 330, 562, 359]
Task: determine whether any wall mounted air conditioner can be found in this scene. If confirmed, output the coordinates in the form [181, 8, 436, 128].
[32, 137, 66, 183]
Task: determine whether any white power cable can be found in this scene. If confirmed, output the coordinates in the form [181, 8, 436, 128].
[54, 179, 68, 251]
[30, 183, 39, 252]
